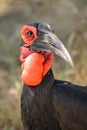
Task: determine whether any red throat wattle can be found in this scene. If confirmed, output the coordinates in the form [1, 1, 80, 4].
[20, 25, 54, 86]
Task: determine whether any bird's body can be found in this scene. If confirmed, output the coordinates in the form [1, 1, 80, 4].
[21, 70, 61, 130]
[21, 69, 87, 130]
[20, 22, 87, 130]
[53, 80, 87, 130]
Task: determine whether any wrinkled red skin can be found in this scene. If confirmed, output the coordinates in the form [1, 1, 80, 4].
[21, 25, 38, 46]
[20, 25, 54, 86]
[20, 46, 53, 86]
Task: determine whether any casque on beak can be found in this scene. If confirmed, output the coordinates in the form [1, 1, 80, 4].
[31, 23, 74, 67]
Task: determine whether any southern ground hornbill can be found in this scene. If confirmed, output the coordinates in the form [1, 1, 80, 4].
[20, 22, 87, 130]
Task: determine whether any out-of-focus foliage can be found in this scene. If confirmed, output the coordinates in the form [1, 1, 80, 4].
[0, 0, 87, 130]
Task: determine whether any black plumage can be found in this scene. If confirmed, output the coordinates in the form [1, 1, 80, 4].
[21, 69, 87, 130]
[21, 70, 61, 130]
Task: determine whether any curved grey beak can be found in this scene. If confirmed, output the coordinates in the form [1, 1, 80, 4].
[31, 23, 74, 67]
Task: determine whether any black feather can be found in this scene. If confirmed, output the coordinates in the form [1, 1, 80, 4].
[21, 70, 61, 130]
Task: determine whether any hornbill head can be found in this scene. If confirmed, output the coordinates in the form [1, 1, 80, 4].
[21, 22, 74, 67]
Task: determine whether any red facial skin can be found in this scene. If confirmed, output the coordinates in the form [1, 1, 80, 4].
[20, 25, 54, 86]
[21, 25, 38, 46]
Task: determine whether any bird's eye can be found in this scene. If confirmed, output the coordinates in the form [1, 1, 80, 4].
[27, 31, 34, 37]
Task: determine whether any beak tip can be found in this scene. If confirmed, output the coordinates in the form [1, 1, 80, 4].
[66, 55, 75, 68]
[69, 60, 75, 68]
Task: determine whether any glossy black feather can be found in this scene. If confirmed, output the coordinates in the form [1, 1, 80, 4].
[21, 70, 61, 130]
[53, 80, 87, 130]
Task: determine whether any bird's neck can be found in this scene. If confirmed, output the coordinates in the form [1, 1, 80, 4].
[24, 69, 54, 88]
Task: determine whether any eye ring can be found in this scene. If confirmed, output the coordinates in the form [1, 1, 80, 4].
[27, 31, 34, 37]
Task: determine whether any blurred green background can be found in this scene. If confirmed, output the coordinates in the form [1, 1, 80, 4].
[0, 0, 87, 129]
